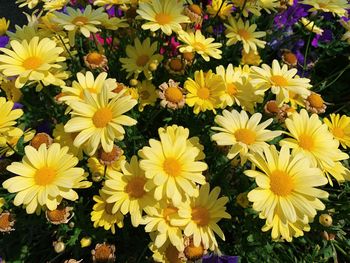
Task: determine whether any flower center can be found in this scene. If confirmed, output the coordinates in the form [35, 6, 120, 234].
[35, 166, 57, 186]
[94, 244, 113, 262]
[234, 128, 256, 145]
[193, 42, 206, 51]
[238, 29, 251, 40]
[140, 90, 150, 100]
[136, 54, 150, 67]
[227, 83, 238, 96]
[92, 107, 113, 128]
[282, 52, 297, 66]
[269, 170, 294, 196]
[191, 206, 210, 226]
[165, 244, 182, 263]
[307, 93, 324, 108]
[298, 134, 314, 151]
[86, 52, 104, 65]
[155, 13, 172, 25]
[182, 52, 195, 61]
[104, 203, 115, 215]
[0, 213, 11, 231]
[22, 56, 42, 70]
[72, 16, 88, 26]
[332, 127, 344, 138]
[189, 4, 202, 15]
[31, 133, 52, 150]
[163, 205, 178, 223]
[46, 207, 66, 222]
[125, 177, 146, 198]
[165, 86, 183, 103]
[265, 100, 279, 113]
[98, 145, 121, 165]
[197, 87, 210, 99]
[169, 58, 183, 71]
[270, 75, 288, 86]
[184, 239, 205, 260]
[163, 157, 182, 177]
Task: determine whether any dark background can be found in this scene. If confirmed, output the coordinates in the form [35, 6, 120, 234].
[0, 0, 28, 30]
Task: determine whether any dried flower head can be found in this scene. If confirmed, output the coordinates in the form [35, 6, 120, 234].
[30, 132, 53, 150]
[98, 145, 123, 166]
[158, 79, 186, 110]
[91, 243, 116, 263]
[180, 236, 207, 261]
[84, 52, 109, 71]
[184, 4, 203, 25]
[306, 93, 327, 114]
[46, 204, 74, 225]
[165, 56, 186, 75]
[281, 49, 298, 68]
[0, 211, 15, 233]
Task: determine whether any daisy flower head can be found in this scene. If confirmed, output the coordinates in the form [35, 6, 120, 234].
[178, 30, 222, 62]
[149, 240, 185, 263]
[225, 17, 266, 53]
[93, 0, 131, 8]
[241, 49, 262, 66]
[158, 79, 186, 110]
[231, 0, 261, 17]
[171, 184, 231, 250]
[120, 38, 163, 80]
[0, 18, 10, 36]
[184, 70, 226, 114]
[53, 5, 108, 46]
[139, 125, 208, 205]
[300, 0, 350, 17]
[83, 51, 108, 71]
[0, 37, 66, 89]
[0, 97, 23, 139]
[245, 145, 329, 241]
[250, 60, 312, 106]
[211, 109, 282, 164]
[102, 156, 156, 227]
[136, 0, 190, 35]
[323, 114, 350, 149]
[3, 143, 91, 214]
[0, 127, 35, 157]
[280, 109, 349, 183]
[137, 80, 158, 112]
[64, 85, 137, 156]
[43, 0, 69, 12]
[207, 0, 234, 19]
[91, 190, 124, 234]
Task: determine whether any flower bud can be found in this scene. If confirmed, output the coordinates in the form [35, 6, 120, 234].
[319, 214, 332, 227]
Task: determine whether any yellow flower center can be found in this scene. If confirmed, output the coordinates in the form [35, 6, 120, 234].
[0, 213, 11, 231]
[269, 170, 294, 196]
[270, 75, 288, 86]
[163, 205, 178, 223]
[193, 42, 206, 51]
[191, 206, 210, 226]
[234, 128, 256, 145]
[125, 177, 146, 198]
[155, 13, 172, 25]
[140, 90, 150, 100]
[238, 29, 251, 40]
[94, 244, 113, 262]
[332, 127, 344, 138]
[92, 107, 113, 128]
[165, 86, 183, 103]
[136, 54, 150, 67]
[197, 87, 210, 99]
[227, 83, 238, 96]
[189, 4, 202, 15]
[86, 52, 104, 65]
[163, 157, 182, 177]
[307, 93, 324, 108]
[165, 244, 182, 263]
[35, 166, 57, 186]
[169, 58, 183, 71]
[72, 16, 88, 26]
[298, 134, 314, 151]
[22, 56, 43, 70]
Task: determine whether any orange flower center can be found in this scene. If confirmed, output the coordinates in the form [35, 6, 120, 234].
[94, 244, 113, 262]
[184, 239, 205, 260]
[125, 177, 146, 198]
[99, 146, 121, 164]
[270, 75, 288, 86]
[31, 133, 52, 150]
[238, 29, 250, 40]
[165, 86, 183, 103]
[189, 4, 202, 15]
[282, 52, 298, 65]
[0, 213, 11, 230]
[92, 107, 113, 128]
[169, 58, 183, 71]
[197, 87, 210, 99]
[46, 207, 67, 222]
[113, 83, 125, 93]
[155, 13, 172, 25]
[227, 83, 238, 96]
[332, 127, 344, 138]
[163, 157, 182, 177]
[270, 170, 294, 196]
[307, 93, 324, 108]
[298, 134, 314, 151]
[136, 54, 150, 67]
[165, 244, 182, 263]
[234, 128, 256, 145]
[22, 56, 42, 70]
[72, 16, 88, 26]
[265, 101, 279, 113]
[86, 52, 104, 65]
[163, 205, 178, 223]
[35, 166, 57, 186]
[191, 206, 210, 226]
[183, 52, 195, 61]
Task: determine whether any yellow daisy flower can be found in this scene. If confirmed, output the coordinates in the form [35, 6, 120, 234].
[1, 79, 23, 102]
[184, 70, 225, 114]
[94, 0, 131, 8]
[206, 0, 234, 19]
[102, 156, 156, 227]
[91, 190, 124, 234]
[43, 0, 69, 12]
[64, 86, 137, 156]
[300, 0, 350, 17]
[211, 109, 282, 164]
[137, 80, 158, 112]
[171, 184, 231, 250]
[15, 0, 40, 9]
[250, 59, 312, 106]
[280, 109, 350, 183]
[0, 127, 35, 157]
[323, 113, 350, 149]
[53, 5, 108, 46]
[245, 145, 329, 241]
[149, 241, 185, 263]
[0, 18, 10, 36]
[139, 125, 207, 205]
[241, 49, 262, 66]
[258, 0, 280, 13]
[120, 38, 163, 80]
[137, 0, 190, 35]
[231, 0, 261, 17]
[0, 97, 23, 138]
[3, 143, 91, 214]
[178, 30, 222, 62]
[225, 17, 266, 53]
[0, 37, 66, 89]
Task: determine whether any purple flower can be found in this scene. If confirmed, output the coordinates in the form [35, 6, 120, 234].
[274, 0, 308, 28]
[12, 103, 23, 110]
[202, 254, 239, 263]
[311, 29, 333, 47]
[0, 36, 9, 48]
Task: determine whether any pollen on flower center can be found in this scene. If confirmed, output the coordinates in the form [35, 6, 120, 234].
[163, 157, 182, 177]
[234, 128, 256, 145]
[94, 244, 113, 261]
[238, 29, 250, 40]
[92, 107, 113, 128]
[227, 83, 238, 96]
[270, 170, 294, 196]
[86, 52, 104, 65]
[72, 16, 88, 26]
[136, 54, 150, 67]
[165, 86, 183, 103]
[22, 56, 43, 70]
[165, 244, 181, 263]
[155, 13, 172, 25]
[163, 205, 178, 222]
[270, 75, 288, 86]
[191, 206, 210, 226]
[298, 134, 314, 151]
[332, 127, 344, 138]
[35, 166, 57, 186]
[197, 87, 210, 99]
[307, 93, 324, 108]
[125, 177, 146, 198]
